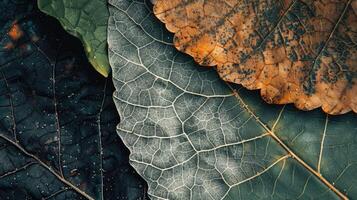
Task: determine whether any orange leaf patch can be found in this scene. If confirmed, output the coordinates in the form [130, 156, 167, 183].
[153, 0, 357, 114]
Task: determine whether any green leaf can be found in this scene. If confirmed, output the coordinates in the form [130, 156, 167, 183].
[109, 0, 357, 199]
[37, 0, 110, 77]
[0, 1, 146, 199]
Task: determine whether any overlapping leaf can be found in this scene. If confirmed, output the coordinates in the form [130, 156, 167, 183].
[0, 1, 146, 199]
[38, 0, 110, 77]
[153, 0, 357, 115]
[109, 0, 357, 199]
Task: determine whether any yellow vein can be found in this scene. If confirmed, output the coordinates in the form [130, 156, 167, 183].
[226, 155, 290, 192]
[227, 84, 348, 200]
[271, 158, 286, 196]
[318, 115, 329, 174]
[272, 105, 286, 132]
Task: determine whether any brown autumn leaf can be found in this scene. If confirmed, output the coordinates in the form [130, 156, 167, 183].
[153, 0, 357, 115]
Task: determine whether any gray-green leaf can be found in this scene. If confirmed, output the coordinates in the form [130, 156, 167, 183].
[38, 0, 110, 77]
[109, 0, 357, 199]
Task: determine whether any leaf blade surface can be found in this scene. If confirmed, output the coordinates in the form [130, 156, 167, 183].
[109, 1, 357, 199]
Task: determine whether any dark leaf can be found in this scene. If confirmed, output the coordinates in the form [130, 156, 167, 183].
[0, 1, 146, 199]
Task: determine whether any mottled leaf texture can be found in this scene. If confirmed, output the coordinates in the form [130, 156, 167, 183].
[152, 0, 357, 115]
[0, 0, 146, 199]
[109, 0, 357, 199]
[38, 0, 110, 77]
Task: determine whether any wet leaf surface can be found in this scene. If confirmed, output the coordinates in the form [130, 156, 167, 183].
[0, 0, 146, 199]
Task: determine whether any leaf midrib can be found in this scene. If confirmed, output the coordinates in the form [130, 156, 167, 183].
[227, 83, 348, 200]
[0, 133, 95, 200]
[113, 2, 351, 198]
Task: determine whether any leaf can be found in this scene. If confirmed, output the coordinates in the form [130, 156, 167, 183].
[0, 1, 146, 199]
[152, 0, 357, 115]
[38, 0, 110, 77]
[109, 0, 357, 199]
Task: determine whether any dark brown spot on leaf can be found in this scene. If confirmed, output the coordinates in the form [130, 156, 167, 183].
[153, 0, 357, 114]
